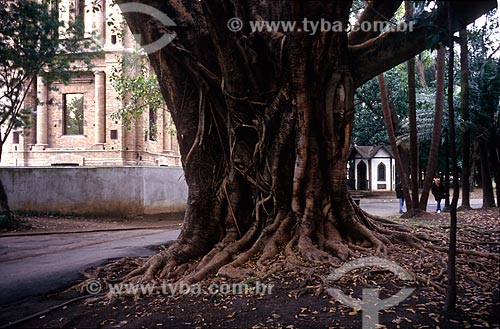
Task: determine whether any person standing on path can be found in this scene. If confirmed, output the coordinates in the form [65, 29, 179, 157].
[396, 181, 404, 214]
[431, 175, 446, 213]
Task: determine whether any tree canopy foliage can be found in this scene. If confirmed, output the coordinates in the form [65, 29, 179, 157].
[109, 51, 166, 130]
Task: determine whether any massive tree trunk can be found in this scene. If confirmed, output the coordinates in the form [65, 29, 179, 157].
[117, 0, 496, 282]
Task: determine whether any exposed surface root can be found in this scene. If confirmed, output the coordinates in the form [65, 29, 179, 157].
[0, 211, 31, 231]
[73, 206, 499, 304]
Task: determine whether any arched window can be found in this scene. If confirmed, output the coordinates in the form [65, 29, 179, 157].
[357, 161, 367, 190]
[377, 163, 386, 181]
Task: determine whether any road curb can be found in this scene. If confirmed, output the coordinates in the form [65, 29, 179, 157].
[0, 224, 181, 238]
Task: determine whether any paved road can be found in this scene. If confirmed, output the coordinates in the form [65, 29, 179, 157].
[0, 228, 180, 305]
[359, 198, 485, 217]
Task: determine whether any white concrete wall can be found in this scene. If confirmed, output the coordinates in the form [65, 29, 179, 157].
[0, 166, 187, 217]
[142, 167, 187, 214]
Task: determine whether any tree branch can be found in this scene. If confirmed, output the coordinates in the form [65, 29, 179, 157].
[350, 0, 496, 87]
[348, 0, 402, 46]
[354, 90, 381, 116]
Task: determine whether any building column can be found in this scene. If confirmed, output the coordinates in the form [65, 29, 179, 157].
[93, 0, 105, 45]
[36, 76, 48, 147]
[94, 71, 106, 144]
[163, 110, 172, 152]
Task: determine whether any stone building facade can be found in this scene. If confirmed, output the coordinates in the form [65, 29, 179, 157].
[0, 0, 180, 167]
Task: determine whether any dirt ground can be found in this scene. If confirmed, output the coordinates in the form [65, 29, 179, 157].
[0, 212, 184, 236]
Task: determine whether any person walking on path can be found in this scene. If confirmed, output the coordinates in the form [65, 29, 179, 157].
[431, 175, 446, 213]
[396, 181, 404, 214]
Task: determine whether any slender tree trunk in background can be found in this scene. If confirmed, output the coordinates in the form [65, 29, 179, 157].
[487, 138, 500, 207]
[378, 74, 412, 209]
[479, 143, 495, 207]
[399, 145, 410, 186]
[445, 18, 458, 309]
[486, 73, 500, 207]
[416, 55, 428, 89]
[390, 102, 400, 132]
[419, 45, 446, 211]
[470, 143, 479, 190]
[444, 129, 450, 209]
[406, 2, 419, 211]
[459, 29, 471, 209]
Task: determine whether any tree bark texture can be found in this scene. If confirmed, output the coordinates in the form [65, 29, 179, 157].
[116, 0, 496, 282]
[377, 74, 412, 208]
[405, 1, 420, 211]
[480, 143, 496, 207]
[459, 29, 471, 209]
[489, 140, 500, 207]
[419, 45, 446, 211]
[445, 19, 459, 310]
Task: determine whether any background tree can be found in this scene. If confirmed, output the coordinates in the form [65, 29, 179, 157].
[474, 58, 500, 208]
[419, 44, 446, 211]
[353, 44, 449, 214]
[353, 66, 409, 146]
[467, 10, 500, 207]
[116, 0, 495, 283]
[378, 72, 413, 210]
[359, 43, 447, 213]
[109, 50, 167, 132]
[459, 28, 471, 209]
[0, 0, 100, 229]
[445, 5, 459, 310]
[406, 1, 420, 211]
